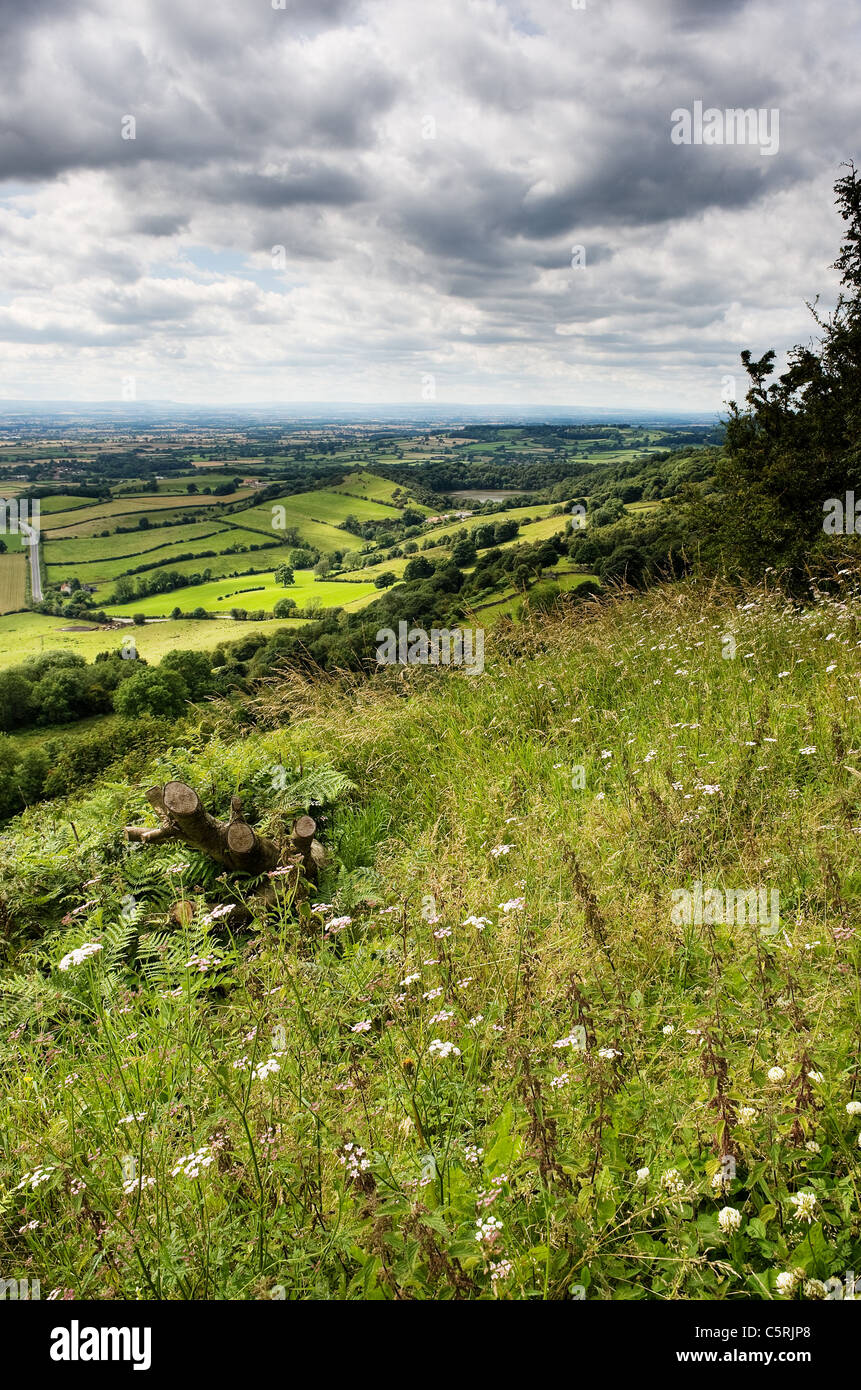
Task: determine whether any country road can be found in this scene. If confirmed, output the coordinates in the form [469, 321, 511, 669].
[25, 531, 42, 601]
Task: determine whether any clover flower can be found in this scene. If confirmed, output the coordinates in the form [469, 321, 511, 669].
[767, 1066, 786, 1083]
[789, 1191, 817, 1224]
[776, 1268, 804, 1296]
[660, 1168, 685, 1197]
[718, 1207, 742, 1235]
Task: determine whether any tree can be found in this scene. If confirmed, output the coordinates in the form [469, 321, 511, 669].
[0, 670, 33, 731]
[451, 538, 477, 567]
[403, 555, 434, 581]
[314, 556, 331, 577]
[273, 597, 297, 617]
[274, 565, 294, 586]
[114, 667, 189, 719]
[701, 165, 861, 585]
[374, 571, 397, 589]
[161, 649, 213, 701]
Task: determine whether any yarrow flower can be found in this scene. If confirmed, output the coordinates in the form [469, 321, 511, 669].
[550, 1073, 571, 1089]
[338, 1142, 370, 1179]
[324, 916, 352, 935]
[350, 1020, 372, 1033]
[463, 1144, 484, 1164]
[123, 1173, 156, 1197]
[427, 1038, 461, 1059]
[462, 915, 491, 930]
[718, 1206, 742, 1235]
[16, 1166, 55, 1191]
[58, 942, 103, 972]
[789, 1191, 817, 1224]
[185, 953, 222, 973]
[597, 1048, 620, 1061]
[401, 974, 421, 986]
[490, 1259, 513, 1285]
[171, 1147, 214, 1180]
[490, 844, 515, 858]
[498, 898, 525, 914]
[252, 1058, 281, 1081]
[475, 1213, 503, 1245]
[203, 902, 236, 924]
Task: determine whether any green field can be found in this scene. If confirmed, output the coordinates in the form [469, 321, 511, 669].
[235, 500, 366, 554]
[0, 611, 313, 668]
[40, 489, 254, 536]
[330, 470, 427, 508]
[44, 526, 279, 585]
[104, 568, 379, 618]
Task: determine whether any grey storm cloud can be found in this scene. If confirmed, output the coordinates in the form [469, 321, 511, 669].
[0, 0, 856, 406]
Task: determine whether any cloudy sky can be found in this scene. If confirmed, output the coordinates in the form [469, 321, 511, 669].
[0, 0, 856, 409]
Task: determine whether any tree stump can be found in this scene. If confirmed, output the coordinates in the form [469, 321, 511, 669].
[124, 781, 324, 883]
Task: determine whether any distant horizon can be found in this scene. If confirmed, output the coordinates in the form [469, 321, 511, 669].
[0, 399, 722, 425]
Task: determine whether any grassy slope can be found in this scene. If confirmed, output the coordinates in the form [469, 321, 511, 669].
[1, 578, 860, 1299]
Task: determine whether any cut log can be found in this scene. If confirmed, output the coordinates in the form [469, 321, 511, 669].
[124, 781, 324, 883]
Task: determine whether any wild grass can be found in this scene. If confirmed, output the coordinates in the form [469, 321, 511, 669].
[0, 574, 859, 1299]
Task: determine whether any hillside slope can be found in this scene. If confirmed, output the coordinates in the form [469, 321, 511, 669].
[1, 576, 860, 1299]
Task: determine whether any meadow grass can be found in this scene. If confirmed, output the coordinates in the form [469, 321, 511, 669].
[0, 575, 859, 1299]
[0, 552, 28, 614]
